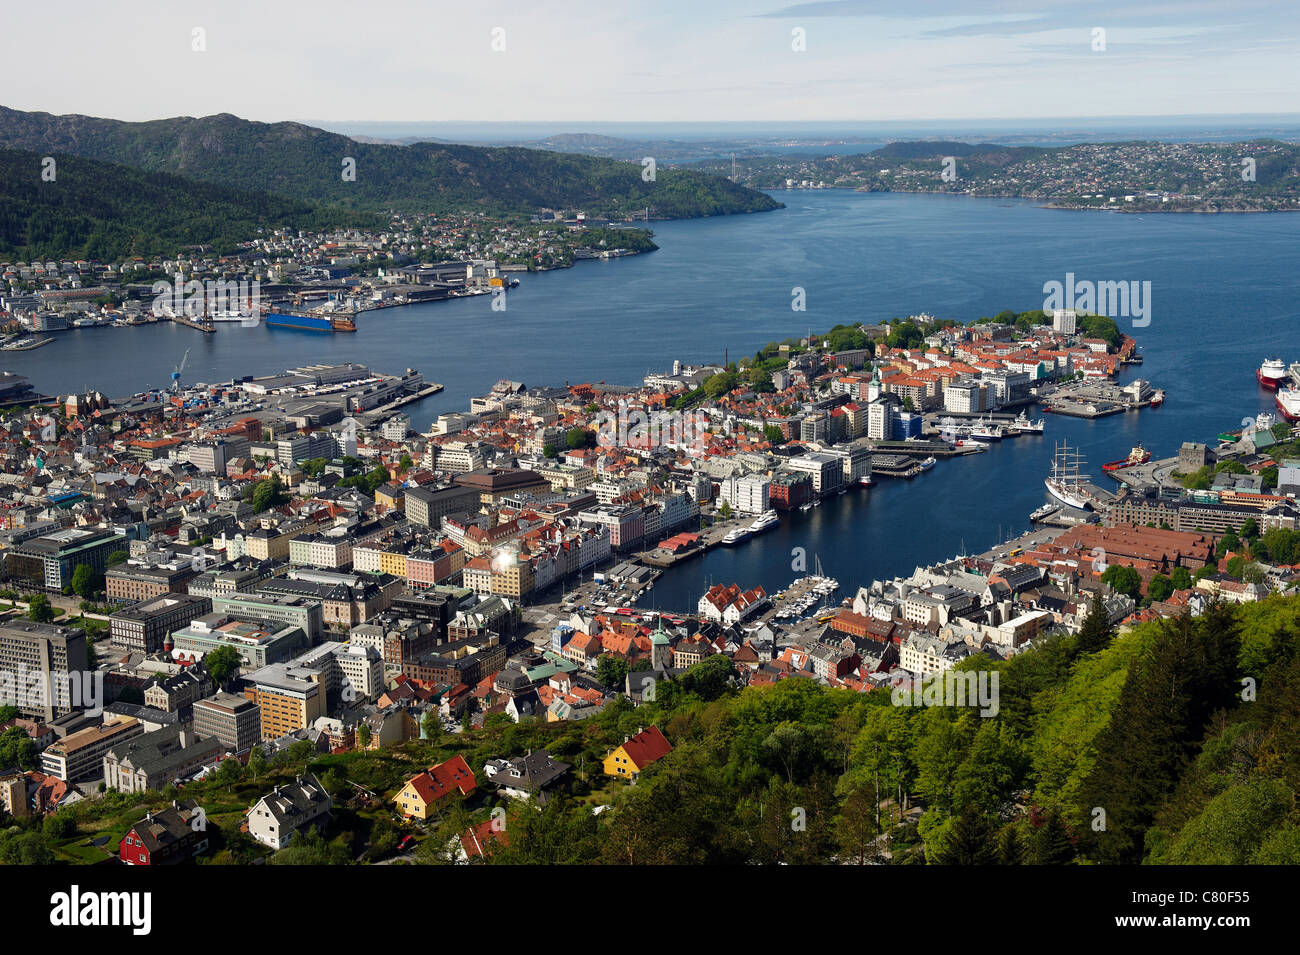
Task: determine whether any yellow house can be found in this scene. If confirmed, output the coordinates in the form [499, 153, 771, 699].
[375, 485, 404, 511]
[602, 726, 672, 780]
[379, 549, 408, 579]
[393, 755, 476, 820]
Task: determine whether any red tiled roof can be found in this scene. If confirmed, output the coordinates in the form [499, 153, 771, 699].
[620, 725, 672, 769]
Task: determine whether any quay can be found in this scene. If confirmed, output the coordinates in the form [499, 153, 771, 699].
[872, 453, 926, 478]
[1039, 378, 1163, 419]
[637, 513, 765, 569]
[0, 337, 54, 351]
[875, 438, 985, 459]
[168, 315, 216, 334]
[359, 382, 445, 419]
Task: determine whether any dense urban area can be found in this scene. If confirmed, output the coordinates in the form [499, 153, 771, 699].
[2, 278, 1299, 865]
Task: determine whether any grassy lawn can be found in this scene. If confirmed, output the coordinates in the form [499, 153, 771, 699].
[53, 837, 118, 865]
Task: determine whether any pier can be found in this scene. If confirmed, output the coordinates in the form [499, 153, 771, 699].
[0, 337, 54, 352]
[359, 382, 445, 419]
[168, 315, 216, 334]
[1039, 378, 1163, 419]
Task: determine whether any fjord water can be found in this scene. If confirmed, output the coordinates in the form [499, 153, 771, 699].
[12, 191, 1300, 608]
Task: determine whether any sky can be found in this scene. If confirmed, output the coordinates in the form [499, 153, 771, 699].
[2, 1, 1298, 125]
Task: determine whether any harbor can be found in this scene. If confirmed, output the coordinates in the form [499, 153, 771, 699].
[1039, 377, 1165, 418]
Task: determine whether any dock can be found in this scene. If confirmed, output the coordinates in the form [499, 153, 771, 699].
[0, 337, 54, 351]
[871, 454, 926, 478]
[1039, 378, 1163, 418]
[637, 513, 762, 568]
[360, 383, 444, 418]
[168, 315, 216, 334]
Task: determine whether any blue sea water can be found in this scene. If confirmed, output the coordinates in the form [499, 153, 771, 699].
[11, 191, 1300, 608]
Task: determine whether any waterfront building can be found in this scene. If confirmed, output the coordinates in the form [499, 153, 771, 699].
[823, 441, 873, 485]
[867, 395, 897, 440]
[720, 473, 771, 515]
[786, 452, 844, 495]
[944, 378, 989, 414]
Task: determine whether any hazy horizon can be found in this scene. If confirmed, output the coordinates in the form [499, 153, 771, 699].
[4, 1, 1297, 123]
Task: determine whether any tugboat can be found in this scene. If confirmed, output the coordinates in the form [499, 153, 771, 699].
[1102, 444, 1152, 472]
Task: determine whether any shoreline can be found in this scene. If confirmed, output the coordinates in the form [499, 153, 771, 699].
[761, 185, 1300, 214]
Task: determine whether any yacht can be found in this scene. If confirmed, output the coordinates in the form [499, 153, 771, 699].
[721, 526, 752, 546]
[919, 456, 936, 471]
[748, 510, 779, 534]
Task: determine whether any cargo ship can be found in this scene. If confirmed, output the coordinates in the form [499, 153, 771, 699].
[1258, 357, 1289, 390]
[1102, 444, 1152, 472]
[264, 310, 357, 333]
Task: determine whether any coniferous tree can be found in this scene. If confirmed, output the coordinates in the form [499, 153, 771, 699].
[1079, 607, 1241, 863]
[934, 805, 997, 864]
[1075, 590, 1114, 656]
[1031, 808, 1075, 864]
[997, 823, 1027, 865]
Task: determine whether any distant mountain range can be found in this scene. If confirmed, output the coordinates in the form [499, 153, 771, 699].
[0, 106, 781, 221]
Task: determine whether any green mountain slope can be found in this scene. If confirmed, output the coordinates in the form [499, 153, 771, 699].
[0, 106, 781, 218]
[0, 147, 370, 262]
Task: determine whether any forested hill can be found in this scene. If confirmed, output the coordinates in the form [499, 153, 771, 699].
[0, 106, 782, 219]
[0, 148, 372, 262]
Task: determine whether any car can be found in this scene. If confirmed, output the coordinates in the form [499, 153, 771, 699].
[397, 835, 415, 852]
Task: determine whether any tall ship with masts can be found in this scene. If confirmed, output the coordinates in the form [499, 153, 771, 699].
[1045, 442, 1092, 510]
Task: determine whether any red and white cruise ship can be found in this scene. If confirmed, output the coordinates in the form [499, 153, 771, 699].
[1277, 387, 1300, 422]
[1258, 357, 1289, 390]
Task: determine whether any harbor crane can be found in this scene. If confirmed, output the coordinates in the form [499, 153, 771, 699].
[171, 349, 190, 393]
